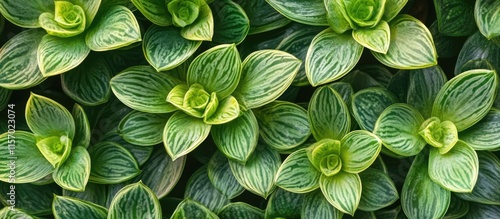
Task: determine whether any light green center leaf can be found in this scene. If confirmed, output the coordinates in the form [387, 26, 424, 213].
[340, 130, 382, 174]
[168, 0, 200, 27]
[419, 117, 458, 154]
[320, 154, 342, 177]
[184, 83, 211, 112]
[352, 20, 390, 53]
[306, 139, 341, 173]
[36, 135, 72, 168]
[39, 1, 86, 38]
[344, 0, 386, 28]
[204, 95, 240, 125]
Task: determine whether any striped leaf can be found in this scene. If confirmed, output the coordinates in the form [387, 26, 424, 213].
[102, 132, 153, 166]
[456, 151, 500, 205]
[340, 130, 382, 174]
[235, 50, 301, 109]
[320, 172, 362, 216]
[407, 66, 447, 118]
[0, 183, 59, 215]
[131, 0, 171, 26]
[63, 183, 108, 207]
[185, 166, 229, 212]
[72, 104, 90, 148]
[207, 151, 244, 199]
[475, 0, 500, 39]
[275, 148, 321, 193]
[358, 168, 398, 211]
[433, 69, 497, 131]
[373, 103, 426, 157]
[302, 190, 343, 219]
[61, 54, 113, 106]
[187, 44, 241, 99]
[218, 202, 264, 219]
[204, 95, 240, 125]
[53, 146, 91, 192]
[324, 0, 351, 34]
[341, 70, 384, 92]
[0, 0, 52, 27]
[85, 5, 141, 51]
[118, 110, 171, 146]
[71, 0, 101, 29]
[0, 207, 35, 219]
[36, 135, 72, 168]
[402, 152, 450, 219]
[265, 0, 328, 26]
[328, 82, 354, 108]
[454, 31, 500, 76]
[372, 15, 437, 69]
[0, 29, 46, 89]
[26, 93, 75, 139]
[143, 25, 201, 72]
[108, 182, 162, 219]
[351, 87, 398, 132]
[180, 2, 213, 41]
[254, 101, 310, 151]
[211, 0, 250, 45]
[88, 141, 141, 184]
[0, 88, 11, 111]
[429, 141, 478, 192]
[445, 194, 470, 219]
[164, 111, 211, 160]
[38, 2, 85, 38]
[387, 69, 410, 102]
[465, 202, 500, 219]
[171, 198, 219, 219]
[306, 29, 364, 86]
[106, 179, 139, 209]
[352, 21, 391, 54]
[235, 0, 290, 34]
[434, 0, 476, 36]
[211, 110, 259, 163]
[383, 0, 408, 21]
[37, 34, 90, 77]
[53, 196, 108, 219]
[0, 131, 54, 183]
[429, 21, 465, 59]
[110, 65, 181, 113]
[229, 143, 281, 198]
[265, 188, 303, 219]
[308, 86, 351, 141]
[460, 109, 500, 151]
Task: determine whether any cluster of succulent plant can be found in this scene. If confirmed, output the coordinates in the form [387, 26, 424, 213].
[0, 0, 499, 218]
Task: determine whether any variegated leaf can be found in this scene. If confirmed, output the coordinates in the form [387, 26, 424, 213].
[71, 0, 101, 29]
[306, 29, 364, 86]
[475, 0, 500, 39]
[101, 132, 153, 167]
[108, 182, 162, 219]
[340, 130, 382, 174]
[63, 183, 108, 207]
[320, 172, 362, 216]
[218, 202, 264, 219]
[0, 183, 59, 215]
[207, 151, 244, 199]
[180, 2, 214, 41]
[328, 82, 354, 108]
[265, 188, 303, 219]
[351, 87, 398, 132]
[352, 21, 390, 54]
[171, 198, 219, 219]
[72, 104, 91, 148]
[235, 0, 290, 35]
[407, 66, 448, 118]
[444, 194, 470, 219]
[88, 141, 141, 184]
[0, 207, 36, 219]
[118, 110, 171, 146]
[204, 96, 240, 125]
[454, 31, 500, 76]
[265, 0, 328, 26]
[37, 34, 90, 77]
[85, 5, 141, 51]
[211, 0, 250, 44]
[130, 0, 171, 26]
[358, 168, 398, 211]
[465, 202, 500, 218]
[53, 146, 91, 192]
[53, 196, 108, 219]
[432, 69, 497, 131]
[185, 166, 229, 212]
[0, 0, 52, 27]
[324, 0, 351, 34]
[383, 0, 408, 21]
[275, 148, 321, 193]
[460, 109, 500, 151]
[373, 104, 426, 157]
[434, 0, 476, 36]
[302, 190, 343, 219]
[25, 93, 75, 139]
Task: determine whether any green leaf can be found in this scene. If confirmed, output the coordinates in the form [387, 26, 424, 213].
[72, 104, 91, 148]
[110, 65, 181, 113]
[387, 69, 410, 102]
[204, 95, 240, 125]
[61, 54, 113, 106]
[328, 82, 354, 107]
[407, 66, 447, 118]
[170, 198, 219, 219]
[0, 131, 54, 183]
[187, 44, 241, 99]
[0, 88, 11, 111]
[71, 0, 101, 29]
[428, 141, 479, 192]
[85, 5, 141, 51]
[235, 0, 290, 35]
[180, 2, 214, 41]
[373, 103, 426, 157]
[383, 0, 408, 21]
[211, 110, 259, 163]
[352, 21, 391, 54]
[445, 194, 470, 219]
[185, 166, 229, 212]
[63, 183, 108, 207]
[432, 69, 498, 131]
[0, 207, 36, 219]
[37, 34, 90, 77]
[418, 118, 458, 154]
[401, 152, 450, 219]
[26, 93, 75, 139]
[163, 111, 211, 160]
[108, 181, 162, 219]
[351, 87, 398, 132]
[211, 0, 250, 44]
[0, 29, 46, 89]
[166, 84, 205, 118]
[218, 202, 264, 219]
[306, 29, 364, 86]
[143, 25, 201, 72]
[38, 2, 86, 38]
[0, 0, 53, 27]
[88, 141, 141, 184]
[53, 146, 91, 192]
[324, 0, 352, 34]
[465, 202, 500, 219]
[434, 0, 476, 36]
[102, 132, 153, 166]
[275, 148, 321, 193]
[358, 168, 398, 211]
[459, 109, 500, 151]
[372, 15, 437, 69]
[118, 110, 171, 146]
[53, 195, 108, 219]
[254, 101, 310, 151]
[475, 0, 500, 39]
[35, 135, 70, 168]
[320, 172, 362, 216]
[302, 190, 343, 219]
[265, 188, 303, 219]
[308, 86, 351, 141]
[229, 143, 281, 198]
[0, 183, 60, 215]
[207, 151, 244, 199]
[340, 130, 382, 174]
[265, 0, 328, 26]
[429, 21, 466, 59]
[131, 0, 171, 26]
[454, 31, 500, 76]
[456, 151, 500, 205]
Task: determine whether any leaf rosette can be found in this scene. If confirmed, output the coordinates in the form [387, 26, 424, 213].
[168, 0, 201, 27]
